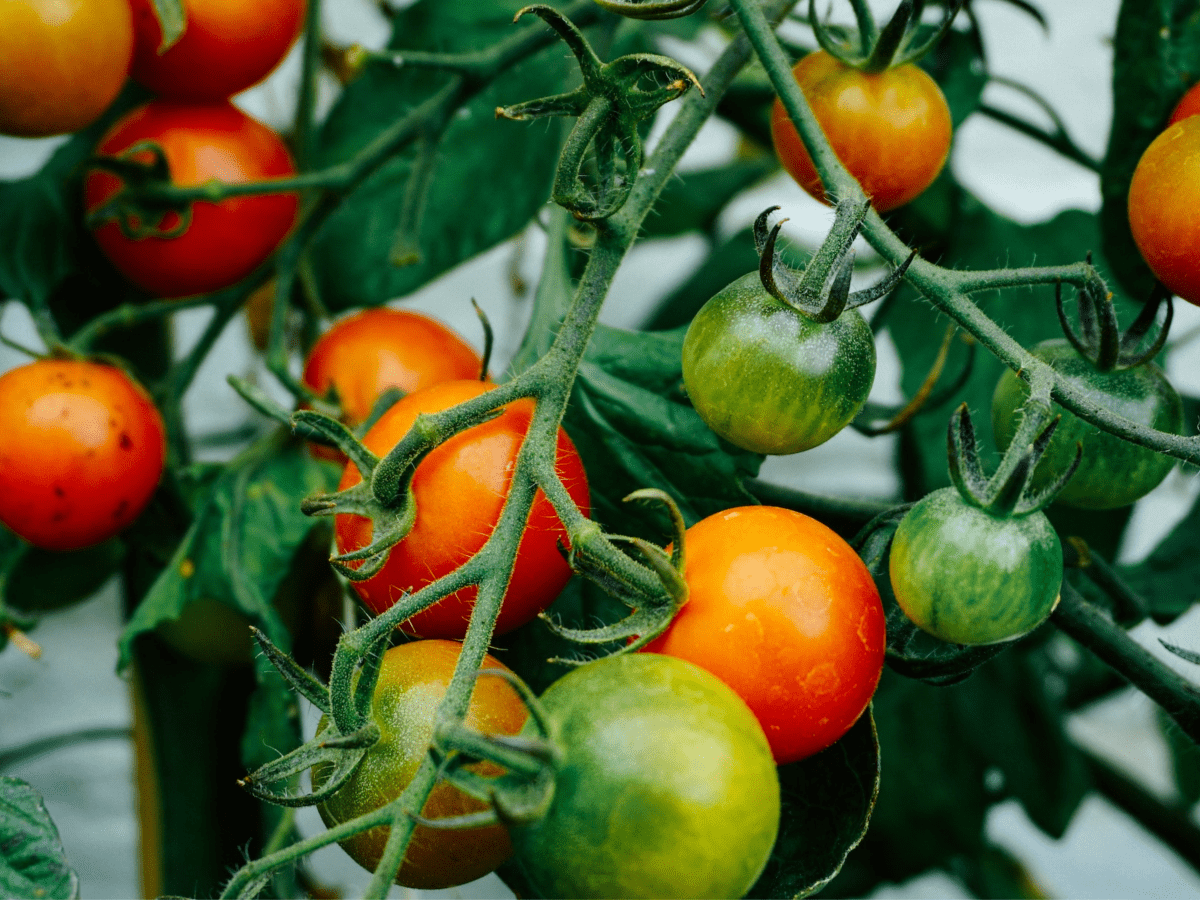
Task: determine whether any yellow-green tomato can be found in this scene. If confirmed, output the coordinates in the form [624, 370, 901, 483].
[509, 653, 781, 899]
[889, 488, 1063, 646]
[682, 272, 876, 454]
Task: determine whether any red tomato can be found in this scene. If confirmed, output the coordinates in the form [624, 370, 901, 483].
[303, 308, 484, 429]
[770, 51, 952, 213]
[84, 100, 299, 298]
[335, 380, 590, 639]
[0, 359, 166, 551]
[129, 0, 305, 101]
[1169, 82, 1200, 126]
[642, 505, 886, 764]
[0, 0, 133, 138]
[1128, 116, 1200, 306]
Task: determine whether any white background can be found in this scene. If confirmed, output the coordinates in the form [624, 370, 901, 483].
[2, 0, 1200, 897]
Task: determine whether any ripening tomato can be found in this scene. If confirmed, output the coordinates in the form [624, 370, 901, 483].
[303, 308, 484, 429]
[1128, 116, 1200, 306]
[84, 100, 298, 298]
[0, 0, 134, 137]
[335, 380, 590, 639]
[312, 640, 528, 889]
[0, 359, 166, 551]
[129, 0, 305, 101]
[642, 505, 886, 764]
[1169, 82, 1200, 126]
[770, 51, 952, 212]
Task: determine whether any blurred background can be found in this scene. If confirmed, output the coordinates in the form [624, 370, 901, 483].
[2, 0, 1200, 897]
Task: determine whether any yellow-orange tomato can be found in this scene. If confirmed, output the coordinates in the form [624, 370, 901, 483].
[1129, 116, 1200, 306]
[313, 640, 528, 889]
[643, 505, 886, 763]
[335, 380, 590, 639]
[0, 0, 134, 137]
[0, 359, 165, 550]
[770, 51, 952, 213]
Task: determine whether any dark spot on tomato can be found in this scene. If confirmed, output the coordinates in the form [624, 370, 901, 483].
[54, 486, 65, 498]
[119, 432, 133, 450]
[112, 499, 129, 520]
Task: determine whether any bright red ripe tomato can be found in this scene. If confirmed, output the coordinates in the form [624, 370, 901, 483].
[303, 308, 484, 430]
[129, 0, 305, 101]
[770, 51, 952, 213]
[0, 0, 134, 137]
[335, 380, 590, 639]
[1128, 116, 1200, 306]
[0, 359, 166, 551]
[1168, 82, 1200, 126]
[642, 505, 886, 764]
[84, 100, 299, 299]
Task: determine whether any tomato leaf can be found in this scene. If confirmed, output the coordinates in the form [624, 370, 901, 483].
[564, 323, 762, 538]
[1099, 0, 1200, 298]
[748, 708, 880, 899]
[1120, 488, 1200, 624]
[0, 777, 79, 900]
[307, 0, 570, 312]
[0, 535, 125, 615]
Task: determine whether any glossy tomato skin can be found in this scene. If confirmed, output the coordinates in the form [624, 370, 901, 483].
[303, 308, 484, 428]
[510, 654, 780, 900]
[0, 360, 166, 551]
[682, 272, 876, 454]
[0, 0, 133, 137]
[84, 101, 299, 298]
[642, 505, 885, 763]
[1169, 82, 1200, 125]
[992, 340, 1181, 509]
[770, 51, 952, 213]
[889, 488, 1062, 645]
[1129, 117, 1200, 305]
[312, 640, 527, 889]
[335, 380, 590, 639]
[129, 0, 305, 101]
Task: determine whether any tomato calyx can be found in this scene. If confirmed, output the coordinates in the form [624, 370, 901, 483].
[591, 0, 708, 20]
[541, 489, 689, 658]
[756, 203, 915, 323]
[1055, 271, 1173, 374]
[497, 5, 702, 221]
[810, 0, 965, 74]
[948, 400, 1078, 517]
[85, 142, 193, 240]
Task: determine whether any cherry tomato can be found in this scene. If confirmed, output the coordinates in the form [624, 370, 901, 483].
[0, 359, 166, 551]
[889, 488, 1063, 645]
[312, 640, 528, 889]
[0, 0, 133, 137]
[335, 380, 590, 639]
[1169, 82, 1200, 126]
[510, 653, 780, 899]
[303, 307, 484, 430]
[84, 100, 299, 298]
[770, 51, 952, 213]
[682, 271, 876, 454]
[1128, 116, 1200, 305]
[128, 0, 305, 101]
[642, 505, 885, 764]
[991, 340, 1182, 509]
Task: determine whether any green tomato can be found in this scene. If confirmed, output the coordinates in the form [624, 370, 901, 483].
[889, 487, 1063, 645]
[682, 272, 876, 454]
[991, 339, 1182, 509]
[510, 654, 781, 899]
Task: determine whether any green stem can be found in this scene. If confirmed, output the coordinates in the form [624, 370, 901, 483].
[292, 0, 323, 172]
[979, 103, 1102, 174]
[0, 726, 130, 769]
[1052, 583, 1200, 746]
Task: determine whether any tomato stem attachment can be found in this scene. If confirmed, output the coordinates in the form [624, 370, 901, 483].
[1057, 274, 1173, 373]
[592, 0, 709, 20]
[811, 0, 964, 73]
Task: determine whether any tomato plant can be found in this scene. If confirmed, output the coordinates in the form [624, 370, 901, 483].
[1128, 116, 1200, 305]
[770, 50, 952, 213]
[128, 0, 305, 101]
[0, 359, 165, 551]
[642, 505, 885, 763]
[303, 307, 484, 430]
[84, 100, 299, 298]
[681, 270, 876, 454]
[992, 339, 1182, 509]
[311, 639, 528, 889]
[508, 653, 781, 900]
[0, 0, 133, 137]
[335, 379, 590, 639]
